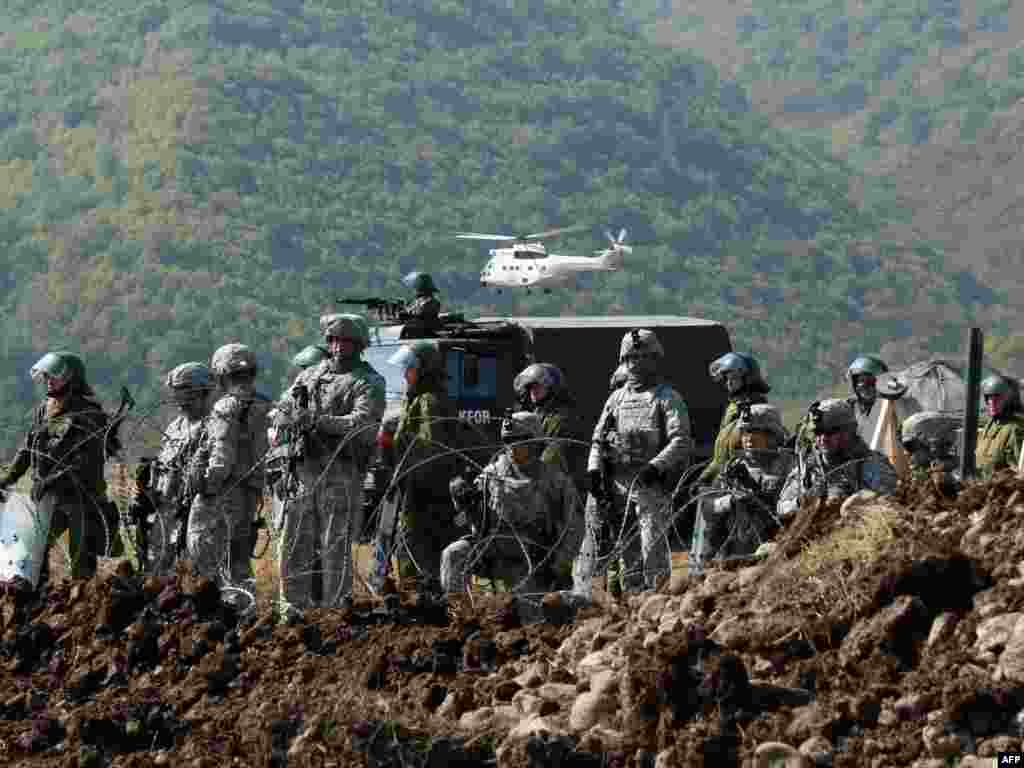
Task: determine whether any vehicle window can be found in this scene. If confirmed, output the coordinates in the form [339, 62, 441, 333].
[363, 343, 407, 403]
[447, 350, 497, 399]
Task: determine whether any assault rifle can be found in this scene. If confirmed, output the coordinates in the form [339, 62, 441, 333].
[337, 297, 406, 322]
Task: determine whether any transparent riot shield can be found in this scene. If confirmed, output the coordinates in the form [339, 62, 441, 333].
[0, 491, 51, 588]
[688, 489, 731, 578]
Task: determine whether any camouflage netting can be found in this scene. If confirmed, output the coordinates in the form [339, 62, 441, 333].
[3, 474, 1024, 766]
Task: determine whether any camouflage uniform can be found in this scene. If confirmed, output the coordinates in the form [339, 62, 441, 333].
[187, 344, 270, 593]
[149, 363, 213, 574]
[690, 405, 792, 574]
[697, 353, 771, 485]
[576, 330, 693, 594]
[976, 374, 1024, 478]
[901, 411, 961, 495]
[276, 315, 385, 609]
[778, 398, 898, 518]
[440, 412, 579, 598]
[0, 352, 117, 582]
[387, 341, 458, 588]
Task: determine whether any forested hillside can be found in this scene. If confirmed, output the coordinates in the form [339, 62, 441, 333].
[635, 0, 1024, 308]
[0, 0, 998, 453]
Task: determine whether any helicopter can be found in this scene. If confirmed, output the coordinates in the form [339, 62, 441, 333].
[456, 225, 632, 293]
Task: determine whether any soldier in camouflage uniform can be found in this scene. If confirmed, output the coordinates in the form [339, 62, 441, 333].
[793, 355, 891, 453]
[400, 273, 442, 333]
[901, 411, 961, 496]
[778, 398, 898, 518]
[186, 343, 270, 596]
[148, 362, 214, 574]
[976, 374, 1024, 478]
[690, 404, 792, 574]
[440, 412, 579, 601]
[275, 314, 385, 609]
[697, 353, 772, 485]
[386, 340, 458, 591]
[0, 352, 120, 583]
[576, 329, 693, 594]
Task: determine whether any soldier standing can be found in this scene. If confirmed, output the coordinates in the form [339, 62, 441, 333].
[976, 374, 1024, 477]
[697, 353, 772, 485]
[578, 329, 693, 594]
[0, 352, 120, 584]
[148, 362, 214, 574]
[440, 412, 579, 608]
[276, 314, 385, 610]
[187, 343, 270, 597]
[777, 398, 898, 518]
[386, 340, 458, 592]
[847, 355, 889, 443]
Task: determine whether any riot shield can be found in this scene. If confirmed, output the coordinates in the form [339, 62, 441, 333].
[0, 491, 51, 588]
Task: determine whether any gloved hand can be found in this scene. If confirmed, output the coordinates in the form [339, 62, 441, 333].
[637, 463, 662, 487]
[587, 470, 605, 500]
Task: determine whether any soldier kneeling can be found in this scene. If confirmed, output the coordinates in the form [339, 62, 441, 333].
[439, 412, 579, 618]
[690, 404, 792, 575]
[901, 411, 962, 497]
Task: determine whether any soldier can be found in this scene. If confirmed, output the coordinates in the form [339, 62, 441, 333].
[976, 374, 1024, 478]
[513, 363, 581, 476]
[440, 412, 579, 608]
[400, 273, 442, 333]
[578, 329, 693, 594]
[0, 352, 120, 584]
[778, 398, 898, 518]
[697, 352, 772, 485]
[276, 314, 385, 610]
[690, 404, 792, 574]
[186, 343, 270, 597]
[147, 362, 214, 575]
[901, 411, 961, 496]
[386, 340, 458, 592]
[847, 355, 889, 443]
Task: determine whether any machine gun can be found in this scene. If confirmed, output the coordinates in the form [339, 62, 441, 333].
[337, 297, 407, 322]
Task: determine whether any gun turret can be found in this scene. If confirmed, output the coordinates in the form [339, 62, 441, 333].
[337, 297, 407, 322]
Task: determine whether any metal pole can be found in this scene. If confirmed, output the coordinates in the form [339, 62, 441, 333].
[960, 327, 984, 479]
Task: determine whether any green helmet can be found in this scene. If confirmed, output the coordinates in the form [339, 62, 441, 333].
[901, 411, 960, 455]
[30, 351, 85, 389]
[412, 273, 437, 296]
[981, 373, 1016, 398]
[211, 343, 259, 377]
[809, 398, 857, 434]
[320, 313, 370, 348]
[848, 355, 888, 381]
[619, 328, 664, 361]
[292, 345, 329, 369]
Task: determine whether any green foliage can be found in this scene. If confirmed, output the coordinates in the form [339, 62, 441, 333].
[0, 0, 983, 455]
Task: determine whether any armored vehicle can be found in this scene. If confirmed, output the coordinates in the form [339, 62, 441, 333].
[359, 313, 732, 540]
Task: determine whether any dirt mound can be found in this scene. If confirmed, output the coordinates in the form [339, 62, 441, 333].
[5, 474, 1024, 766]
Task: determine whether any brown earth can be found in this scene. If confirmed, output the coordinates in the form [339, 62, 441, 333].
[3, 475, 1024, 766]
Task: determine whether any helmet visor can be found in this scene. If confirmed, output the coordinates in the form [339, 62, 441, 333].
[30, 353, 70, 386]
[386, 346, 420, 374]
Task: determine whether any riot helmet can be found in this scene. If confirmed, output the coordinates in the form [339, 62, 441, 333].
[709, 352, 770, 396]
[981, 373, 1020, 418]
[388, 340, 442, 393]
[513, 363, 565, 406]
[848, 355, 888, 405]
[30, 351, 88, 397]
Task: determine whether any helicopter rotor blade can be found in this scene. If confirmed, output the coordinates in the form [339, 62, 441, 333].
[618, 228, 627, 243]
[604, 229, 615, 244]
[455, 232, 518, 241]
[523, 223, 587, 240]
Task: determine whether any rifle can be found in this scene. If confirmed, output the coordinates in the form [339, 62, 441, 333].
[128, 457, 156, 568]
[337, 297, 407, 322]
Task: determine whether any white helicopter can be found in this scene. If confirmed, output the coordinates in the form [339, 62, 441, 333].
[456, 225, 632, 293]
